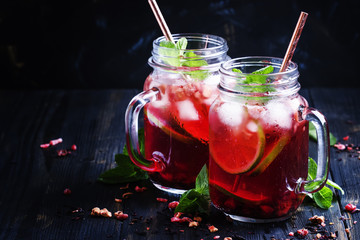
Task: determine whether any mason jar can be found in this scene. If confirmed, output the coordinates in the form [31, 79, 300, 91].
[125, 33, 229, 194]
[208, 56, 330, 222]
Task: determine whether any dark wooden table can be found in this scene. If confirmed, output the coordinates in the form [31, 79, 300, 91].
[0, 88, 359, 240]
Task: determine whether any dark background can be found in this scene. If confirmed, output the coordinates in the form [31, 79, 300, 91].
[1, 0, 359, 89]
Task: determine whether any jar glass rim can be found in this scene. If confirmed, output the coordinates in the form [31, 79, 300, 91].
[220, 56, 299, 77]
[153, 33, 228, 52]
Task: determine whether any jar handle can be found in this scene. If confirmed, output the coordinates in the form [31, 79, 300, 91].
[296, 106, 330, 194]
[125, 87, 165, 172]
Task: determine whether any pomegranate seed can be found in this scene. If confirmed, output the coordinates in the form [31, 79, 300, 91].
[288, 232, 294, 236]
[156, 197, 168, 203]
[63, 188, 72, 195]
[71, 144, 77, 151]
[168, 201, 179, 210]
[213, 236, 220, 239]
[345, 203, 357, 212]
[343, 136, 349, 141]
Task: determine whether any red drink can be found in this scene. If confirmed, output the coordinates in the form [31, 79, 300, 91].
[144, 74, 218, 191]
[125, 34, 229, 194]
[209, 96, 309, 221]
[208, 56, 330, 222]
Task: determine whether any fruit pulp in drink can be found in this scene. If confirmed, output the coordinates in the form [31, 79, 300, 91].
[144, 74, 218, 191]
[209, 95, 309, 220]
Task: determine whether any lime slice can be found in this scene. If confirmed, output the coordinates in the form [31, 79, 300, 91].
[145, 108, 195, 143]
[248, 135, 290, 176]
[210, 182, 268, 204]
[210, 119, 265, 174]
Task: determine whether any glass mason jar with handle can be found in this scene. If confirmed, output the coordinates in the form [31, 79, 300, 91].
[125, 33, 229, 194]
[208, 56, 330, 223]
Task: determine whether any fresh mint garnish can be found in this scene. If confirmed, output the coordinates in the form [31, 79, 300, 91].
[175, 165, 210, 216]
[309, 122, 337, 146]
[306, 157, 344, 209]
[98, 129, 148, 184]
[159, 37, 209, 80]
[232, 66, 275, 93]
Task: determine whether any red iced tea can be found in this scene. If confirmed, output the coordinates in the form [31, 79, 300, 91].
[209, 96, 309, 220]
[208, 56, 330, 222]
[144, 74, 218, 190]
[125, 34, 229, 194]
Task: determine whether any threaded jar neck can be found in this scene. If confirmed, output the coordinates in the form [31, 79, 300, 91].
[149, 33, 229, 72]
[219, 56, 301, 98]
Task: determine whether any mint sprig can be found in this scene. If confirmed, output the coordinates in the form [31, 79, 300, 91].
[306, 157, 344, 209]
[232, 66, 275, 93]
[174, 165, 210, 217]
[159, 37, 209, 80]
[98, 129, 148, 184]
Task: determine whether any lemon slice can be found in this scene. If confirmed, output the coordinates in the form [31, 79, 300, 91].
[210, 119, 265, 174]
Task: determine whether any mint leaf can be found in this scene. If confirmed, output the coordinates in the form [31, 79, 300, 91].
[175, 165, 210, 216]
[232, 68, 242, 73]
[306, 157, 344, 209]
[159, 40, 181, 67]
[309, 122, 337, 146]
[232, 66, 275, 93]
[160, 37, 209, 81]
[175, 189, 210, 216]
[98, 154, 148, 184]
[313, 186, 333, 209]
[326, 179, 345, 195]
[175, 37, 187, 55]
[195, 165, 209, 195]
[98, 129, 148, 184]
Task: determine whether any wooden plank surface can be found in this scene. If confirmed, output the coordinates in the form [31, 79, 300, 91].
[309, 88, 360, 240]
[0, 89, 358, 240]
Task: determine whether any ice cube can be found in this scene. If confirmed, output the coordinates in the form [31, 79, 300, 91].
[264, 100, 292, 129]
[175, 100, 199, 121]
[217, 102, 245, 127]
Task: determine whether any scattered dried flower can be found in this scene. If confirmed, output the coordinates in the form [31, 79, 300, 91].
[208, 225, 218, 233]
[63, 188, 71, 195]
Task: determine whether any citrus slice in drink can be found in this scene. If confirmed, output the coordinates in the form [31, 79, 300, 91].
[210, 182, 268, 205]
[145, 108, 195, 144]
[248, 134, 290, 176]
[210, 115, 265, 174]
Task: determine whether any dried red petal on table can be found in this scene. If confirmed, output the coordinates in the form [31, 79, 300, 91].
[63, 188, 71, 195]
[114, 211, 129, 220]
[50, 138, 63, 146]
[334, 143, 346, 150]
[168, 201, 179, 210]
[135, 186, 147, 192]
[156, 197, 168, 203]
[40, 143, 50, 148]
[296, 228, 309, 237]
[345, 203, 357, 212]
[208, 225, 218, 232]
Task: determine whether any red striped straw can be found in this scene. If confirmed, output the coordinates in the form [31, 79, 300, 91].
[148, 0, 174, 43]
[279, 11, 308, 72]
